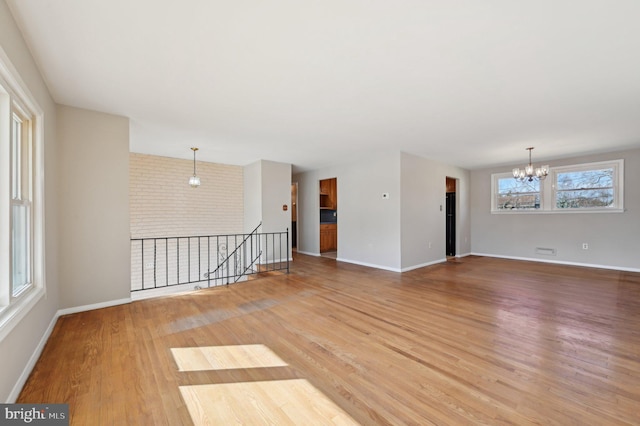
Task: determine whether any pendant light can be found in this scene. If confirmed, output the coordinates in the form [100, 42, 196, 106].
[189, 147, 201, 187]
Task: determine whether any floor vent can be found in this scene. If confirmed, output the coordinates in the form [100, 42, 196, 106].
[535, 247, 557, 256]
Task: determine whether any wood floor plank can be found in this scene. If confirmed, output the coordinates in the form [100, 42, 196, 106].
[17, 254, 640, 425]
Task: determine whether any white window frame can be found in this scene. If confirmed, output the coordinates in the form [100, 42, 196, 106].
[0, 46, 46, 343]
[551, 159, 623, 212]
[491, 173, 543, 212]
[492, 159, 624, 214]
[10, 107, 33, 298]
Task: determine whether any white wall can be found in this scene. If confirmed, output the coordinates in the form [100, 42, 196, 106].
[294, 151, 469, 272]
[244, 160, 292, 259]
[244, 159, 292, 232]
[57, 106, 131, 308]
[338, 153, 402, 270]
[400, 152, 471, 270]
[0, 0, 60, 402]
[259, 160, 291, 234]
[295, 153, 402, 267]
[470, 148, 640, 271]
[294, 166, 322, 255]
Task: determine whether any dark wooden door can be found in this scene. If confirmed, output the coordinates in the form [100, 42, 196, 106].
[446, 192, 456, 256]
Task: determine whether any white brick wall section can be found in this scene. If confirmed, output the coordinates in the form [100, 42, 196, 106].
[129, 153, 244, 239]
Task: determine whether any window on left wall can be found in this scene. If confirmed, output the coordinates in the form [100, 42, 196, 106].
[0, 49, 45, 342]
[10, 109, 32, 297]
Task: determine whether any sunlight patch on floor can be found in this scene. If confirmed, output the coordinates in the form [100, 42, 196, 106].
[179, 379, 357, 425]
[171, 344, 288, 372]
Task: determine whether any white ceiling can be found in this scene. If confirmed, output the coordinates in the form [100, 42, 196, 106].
[7, 0, 640, 172]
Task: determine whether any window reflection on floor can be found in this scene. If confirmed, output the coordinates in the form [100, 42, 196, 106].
[172, 344, 357, 425]
[179, 379, 357, 425]
[171, 344, 288, 371]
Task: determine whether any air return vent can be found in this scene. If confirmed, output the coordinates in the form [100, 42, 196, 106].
[535, 247, 556, 256]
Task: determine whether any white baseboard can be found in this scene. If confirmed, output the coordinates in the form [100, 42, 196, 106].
[259, 257, 291, 264]
[57, 297, 132, 317]
[334, 257, 454, 273]
[7, 312, 59, 402]
[295, 250, 320, 257]
[400, 258, 448, 272]
[131, 284, 202, 300]
[471, 252, 640, 273]
[336, 257, 402, 272]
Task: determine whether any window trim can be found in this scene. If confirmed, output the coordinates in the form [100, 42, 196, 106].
[10, 107, 34, 300]
[491, 173, 543, 212]
[0, 45, 46, 343]
[550, 159, 623, 212]
[491, 159, 624, 214]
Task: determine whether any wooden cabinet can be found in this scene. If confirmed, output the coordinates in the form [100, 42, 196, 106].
[319, 178, 337, 253]
[319, 178, 337, 209]
[320, 224, 337, 252]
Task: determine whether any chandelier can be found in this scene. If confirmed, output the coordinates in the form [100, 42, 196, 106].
[513, 147, 548, 182]
[189, 147, 201, 188]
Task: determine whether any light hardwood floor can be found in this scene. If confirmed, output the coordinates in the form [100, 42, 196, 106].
[18, 254, 640, 425]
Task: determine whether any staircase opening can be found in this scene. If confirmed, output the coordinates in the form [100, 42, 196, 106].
[130, 223, 289, 298]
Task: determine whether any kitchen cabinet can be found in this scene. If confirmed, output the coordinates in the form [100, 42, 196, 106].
[320, 223, 337, 252]
[319, 177, 337, 253]
[319, 178, 337, 209]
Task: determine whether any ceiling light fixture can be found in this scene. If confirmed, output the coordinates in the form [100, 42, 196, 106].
[189, 147, 201, 188]
[513, 147, 548, 182]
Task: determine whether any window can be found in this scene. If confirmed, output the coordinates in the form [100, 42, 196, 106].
[0, 47, 45, 341]
[493, 176, 541, 211]
[492, 159, 624, 213]
[11, 110, 32, 296]
[552, 160, 623, 211]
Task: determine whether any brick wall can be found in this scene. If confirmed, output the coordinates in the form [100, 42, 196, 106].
[129, 153, 244, 238]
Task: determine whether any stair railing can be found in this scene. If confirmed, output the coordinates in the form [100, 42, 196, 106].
[204, 222, 262, 285]
[130, 224, 289, 292]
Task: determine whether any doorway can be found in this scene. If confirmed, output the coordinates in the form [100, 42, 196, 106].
[291, 183, 298, 249]
[445, 177, 456, 257]
[319, 177, 337, 257]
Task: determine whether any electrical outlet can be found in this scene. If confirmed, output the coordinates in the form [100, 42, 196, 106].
[428, 242, 432, 249]
[582, 243, 589, 250]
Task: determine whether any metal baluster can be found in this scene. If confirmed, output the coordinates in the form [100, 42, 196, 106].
[153, 239, 157, 288]
[225, 235, 229, 284]
[177, 238, 180, 284]
[141, 239, 145, 290]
